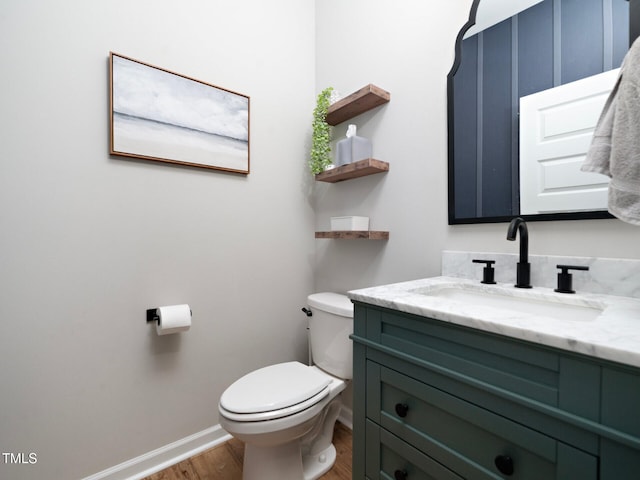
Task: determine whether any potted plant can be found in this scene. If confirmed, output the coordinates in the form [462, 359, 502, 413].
[309, 87, 334, 175]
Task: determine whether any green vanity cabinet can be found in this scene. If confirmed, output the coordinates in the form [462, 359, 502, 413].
[600, 368, 640, 478]
[351, 302, 640, 479]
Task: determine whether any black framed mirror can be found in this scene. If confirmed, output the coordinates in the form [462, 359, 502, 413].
[447, 0, 639, 224]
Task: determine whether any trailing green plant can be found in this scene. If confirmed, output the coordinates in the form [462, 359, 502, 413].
[309, 87, 334, 175]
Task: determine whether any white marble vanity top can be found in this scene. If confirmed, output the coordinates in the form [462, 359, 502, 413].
[348, 276, 640, 369]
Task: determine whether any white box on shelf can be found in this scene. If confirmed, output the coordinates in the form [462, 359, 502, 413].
[330, 216, 370, 231]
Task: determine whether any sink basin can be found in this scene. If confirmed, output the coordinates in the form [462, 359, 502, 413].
[414, 285, 605, 322]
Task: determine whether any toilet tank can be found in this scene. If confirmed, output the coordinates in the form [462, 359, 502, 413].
[307, 292, 353, 380]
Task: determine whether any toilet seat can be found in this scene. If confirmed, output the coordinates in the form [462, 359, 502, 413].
[219, 362, 332, 422]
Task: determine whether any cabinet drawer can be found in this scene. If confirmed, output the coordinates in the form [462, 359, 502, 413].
[370, 308, 560, 406]
[366, 420, 463, 480]
[367, 362, 598, 480]
[359, 305, 602, 439]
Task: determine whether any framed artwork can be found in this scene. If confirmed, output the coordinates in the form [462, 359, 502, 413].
[109, 52, 250, 174]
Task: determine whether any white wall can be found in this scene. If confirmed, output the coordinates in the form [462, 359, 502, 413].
[0, 1, 316, 479]
[314, 0, 640, 299]
[314, 0, 476, 293]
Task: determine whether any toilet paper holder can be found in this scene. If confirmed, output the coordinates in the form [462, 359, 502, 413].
[146, 308, 160, 324]
[146, 307, 192, 324]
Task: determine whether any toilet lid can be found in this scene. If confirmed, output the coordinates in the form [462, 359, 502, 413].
[220, 361, 331, 414]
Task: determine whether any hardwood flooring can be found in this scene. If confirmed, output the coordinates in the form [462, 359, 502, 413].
[143, 422, 352, 480]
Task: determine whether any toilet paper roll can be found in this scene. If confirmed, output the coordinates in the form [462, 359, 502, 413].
[156, 304, 192, 335]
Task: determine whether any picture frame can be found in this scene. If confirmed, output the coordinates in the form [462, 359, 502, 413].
[109, 52, 250, 174]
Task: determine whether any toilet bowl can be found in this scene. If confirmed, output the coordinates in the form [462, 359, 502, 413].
[218, 293, 353, 480]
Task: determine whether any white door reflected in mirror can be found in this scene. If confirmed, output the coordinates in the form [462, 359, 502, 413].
[519, 69, 619, 214]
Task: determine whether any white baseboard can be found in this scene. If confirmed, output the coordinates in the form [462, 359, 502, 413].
[84, 408, 352, 480]
[82, 425, 231, 480]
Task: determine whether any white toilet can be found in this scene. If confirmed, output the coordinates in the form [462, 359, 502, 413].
[218, 292, 353, 480]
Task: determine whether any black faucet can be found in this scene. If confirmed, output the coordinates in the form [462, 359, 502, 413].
[506, 217, 532, 289]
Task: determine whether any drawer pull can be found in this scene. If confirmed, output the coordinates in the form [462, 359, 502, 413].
[394, 403, 409, 418]
[494, 455, 514, 476]
[394, 469, 408, 480]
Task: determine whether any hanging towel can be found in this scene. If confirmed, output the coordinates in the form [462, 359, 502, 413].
[582, 38, 640, 226]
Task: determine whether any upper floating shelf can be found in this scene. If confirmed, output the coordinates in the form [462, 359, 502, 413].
[315, 158, 389, 183]
[326, 84, 390, 126]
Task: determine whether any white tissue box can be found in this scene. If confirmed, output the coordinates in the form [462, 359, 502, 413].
[330, 216, 370, 231]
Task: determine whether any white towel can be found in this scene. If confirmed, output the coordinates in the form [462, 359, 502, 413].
[582, 38, 640, 226]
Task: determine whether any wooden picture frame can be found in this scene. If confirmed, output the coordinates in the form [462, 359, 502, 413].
[109, 52, 250, 174]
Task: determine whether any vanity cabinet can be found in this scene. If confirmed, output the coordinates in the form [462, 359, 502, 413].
[351, 302, 640, 479]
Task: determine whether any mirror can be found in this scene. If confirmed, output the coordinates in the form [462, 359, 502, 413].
[448, 0, 634, 224]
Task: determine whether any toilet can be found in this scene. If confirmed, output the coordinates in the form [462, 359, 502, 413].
[218, 292, 353, 480]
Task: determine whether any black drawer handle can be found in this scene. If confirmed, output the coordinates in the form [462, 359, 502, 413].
[494, 455, 514, 476]
[394, 469, 408, 480]
[395, 403, 409, 418]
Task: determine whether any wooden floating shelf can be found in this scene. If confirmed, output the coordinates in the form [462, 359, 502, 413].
[326, 84, 390, 126]
[315, 231, 389, 240]
[315, 158, 389, 183]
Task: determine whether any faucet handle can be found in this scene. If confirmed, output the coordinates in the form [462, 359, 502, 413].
[472, 259, 497, 284]
[555, 265, 589, 294]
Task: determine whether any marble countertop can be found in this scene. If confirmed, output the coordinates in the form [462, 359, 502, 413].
[348, 276, 640, 369]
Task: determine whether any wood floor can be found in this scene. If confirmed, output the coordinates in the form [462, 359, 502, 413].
[143, 422, 352, 480]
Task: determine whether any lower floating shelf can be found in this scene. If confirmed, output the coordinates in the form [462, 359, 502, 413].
[315, 231, 389, 240]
